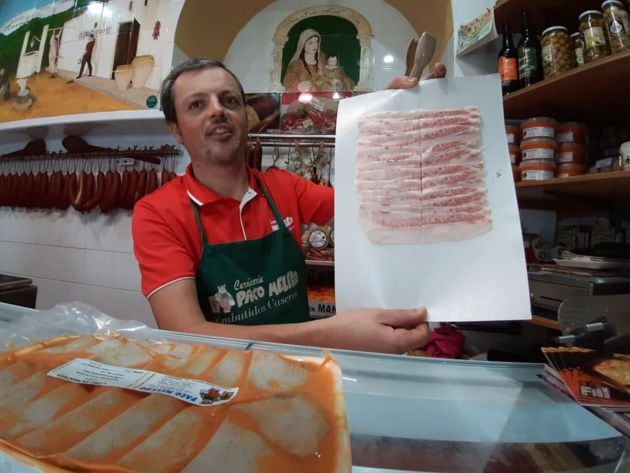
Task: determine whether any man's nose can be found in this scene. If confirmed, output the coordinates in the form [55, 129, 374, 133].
[206, 96, 226, 119]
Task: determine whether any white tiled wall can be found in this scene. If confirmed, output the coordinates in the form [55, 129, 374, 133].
[0, 121, 187, 328]
[0, 207, 155, 326]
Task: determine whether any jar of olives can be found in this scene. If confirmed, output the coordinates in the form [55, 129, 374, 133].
[579, 10, 611, 62]
[601, 0, 630, 53]
[541, 26, 572, 78]
[570, 32, 585, 66]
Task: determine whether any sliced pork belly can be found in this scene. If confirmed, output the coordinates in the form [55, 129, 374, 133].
[356, 106, 492, 244]
[1, 336, 350, 473]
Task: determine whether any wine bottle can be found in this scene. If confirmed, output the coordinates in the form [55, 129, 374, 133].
[517, 10, 542, 87]
[498, 21, 519, 95]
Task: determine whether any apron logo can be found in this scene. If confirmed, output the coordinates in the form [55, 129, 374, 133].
[209, 284, 236, 315]
[270, 216, 294, 231]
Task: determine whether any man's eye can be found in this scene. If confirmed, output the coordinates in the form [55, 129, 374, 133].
[188, 100, 203, 110]
[224, 96, 240, 106]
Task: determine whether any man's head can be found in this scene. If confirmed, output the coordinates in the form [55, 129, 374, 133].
[161, 58, 245, 125]
[161, 58, 248, 167]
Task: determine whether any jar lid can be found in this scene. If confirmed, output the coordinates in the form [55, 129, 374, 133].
[558, 121, 586, 127]
[558, 141, 586, 149]
[557, 162, 586, 170]
[601, 0, 625, 9]
[519, 158, 557, 168]
[522, 116, 558, 125]
[570, 32, 582, 38]
[520, 137, 557, 147]
[542, 26, 569, 36]
[579, 10, 604, 21]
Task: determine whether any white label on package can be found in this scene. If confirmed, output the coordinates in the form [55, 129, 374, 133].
[48, 358, 238, 406]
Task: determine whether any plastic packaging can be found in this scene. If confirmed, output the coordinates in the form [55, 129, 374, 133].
[570, 32, 586, 66]
[541, 26, 572, 79]
[557, 141, 588, 164]
[557, 162, 587, 177]
[556, 121, 588, 143]
[601, 0, 630, 53]
[521, 137, 557, 160]
[519, 158, 556, 180]
[579, 10, 611, 62]
[0, 301, 158, 351]
[522, 117, 557, 139]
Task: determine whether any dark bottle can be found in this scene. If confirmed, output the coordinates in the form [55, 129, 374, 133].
[498, 21, 519, 95]
[517, 10, 542, 87]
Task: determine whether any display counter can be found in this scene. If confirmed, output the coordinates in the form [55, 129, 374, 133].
[0, 302, 627, 472]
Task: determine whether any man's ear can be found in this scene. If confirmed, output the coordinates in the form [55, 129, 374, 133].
[169, 122, 184, 144]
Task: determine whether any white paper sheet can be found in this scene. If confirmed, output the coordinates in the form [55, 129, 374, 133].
[334, 74, 531, 322]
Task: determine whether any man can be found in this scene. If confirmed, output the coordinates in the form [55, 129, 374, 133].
[133, 58, 446, 354]
[76, 33, 95, 79]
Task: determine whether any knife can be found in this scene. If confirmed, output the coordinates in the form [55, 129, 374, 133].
[408, 32, 437, 80]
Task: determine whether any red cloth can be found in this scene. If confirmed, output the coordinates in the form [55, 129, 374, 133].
[424, 325, 465, 359]
[132, 164, 333, 298]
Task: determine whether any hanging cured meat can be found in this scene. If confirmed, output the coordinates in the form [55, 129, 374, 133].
[0, 335, 351, 473]
[355, 106, 492, 244]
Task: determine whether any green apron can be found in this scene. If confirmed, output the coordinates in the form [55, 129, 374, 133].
[192, 176, 310, 325]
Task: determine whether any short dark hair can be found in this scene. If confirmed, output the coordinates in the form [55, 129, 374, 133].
[160, 58, 246, 124]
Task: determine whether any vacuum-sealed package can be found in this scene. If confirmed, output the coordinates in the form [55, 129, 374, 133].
[0, 303, 350, 472]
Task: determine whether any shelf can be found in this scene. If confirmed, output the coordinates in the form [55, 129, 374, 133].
[515, 171, 630, 202]
[495, 0, 598, 34]
[0, 110, 171, 147]
[501, 50, 630, 122]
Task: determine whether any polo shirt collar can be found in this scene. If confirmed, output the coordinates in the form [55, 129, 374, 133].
[184, 164, 259, 206]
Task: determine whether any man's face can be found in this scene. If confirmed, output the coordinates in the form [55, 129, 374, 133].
[169, 67, 247, 166]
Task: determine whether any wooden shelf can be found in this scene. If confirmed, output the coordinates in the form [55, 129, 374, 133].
[515, 171, 630, 202]
[495, 0, 599, 34]
[502, 50, 630, 122]
[528, 315, 561, 331]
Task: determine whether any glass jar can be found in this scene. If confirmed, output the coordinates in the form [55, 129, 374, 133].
[601, 0, 630, 53]
[579, 10, 611, 62]
[541, 26, 572, 79]
[570, 32, 585, 66]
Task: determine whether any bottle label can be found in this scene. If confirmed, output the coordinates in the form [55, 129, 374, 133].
[522, 148, 555, 160]
[518, 47, 539, 77]
[584, 27, 607, 48]
[498, 57, 518, 81]
[573, 48, 584, 65]
[521, 170, 554, 180]
[608, 17, 626, 35]
[558, 152, 577, 163]
[523, 126, 554, 139]
[557, 131, 574, 142]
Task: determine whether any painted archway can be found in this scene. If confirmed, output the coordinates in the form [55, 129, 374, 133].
[270, 5, 373, 92]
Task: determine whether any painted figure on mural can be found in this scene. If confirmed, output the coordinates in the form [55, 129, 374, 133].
[48, 32, 60, 78]
[0, 67, 10, 101]
[76, 33, 95, 79]
[282, 28, 355, 92]
[312, 52, 355, 91]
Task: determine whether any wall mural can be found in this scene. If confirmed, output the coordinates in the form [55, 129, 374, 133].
[0, 0, 183, 123]
[266, 5, 374, 134]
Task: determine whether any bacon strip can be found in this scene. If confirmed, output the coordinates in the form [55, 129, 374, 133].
[355, 106, 492, 244]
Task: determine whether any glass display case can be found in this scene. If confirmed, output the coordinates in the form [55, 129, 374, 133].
[0, 302, 627, 472]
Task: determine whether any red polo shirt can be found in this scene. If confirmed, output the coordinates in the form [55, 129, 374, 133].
[132, 165, 333, 298]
